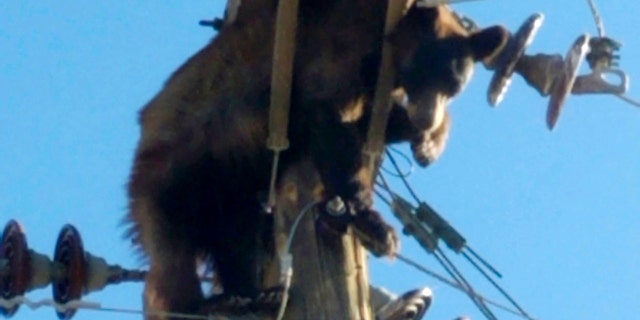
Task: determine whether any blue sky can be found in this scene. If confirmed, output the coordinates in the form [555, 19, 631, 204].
[1, 1, 639, 320]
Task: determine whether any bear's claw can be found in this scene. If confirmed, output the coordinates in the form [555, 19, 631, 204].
[199, 286, 284, 316]
[318, 205, 399, 257]
[352, 209, 400, 257]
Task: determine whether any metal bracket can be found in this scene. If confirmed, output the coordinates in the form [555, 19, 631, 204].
[390, 196, 438, 253]
[572, 68, 628, 95]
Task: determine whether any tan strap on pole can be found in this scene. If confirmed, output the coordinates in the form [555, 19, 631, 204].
[363, 0, 416, 172]
[266, 0, 300, 209]
[225, 0, 242, 25]
[357, 0, 415, 317]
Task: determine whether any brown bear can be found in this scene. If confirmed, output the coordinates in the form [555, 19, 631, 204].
[125, 1, 507, 318]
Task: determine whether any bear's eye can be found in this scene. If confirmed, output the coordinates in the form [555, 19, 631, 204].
[398, 37, 476, 98]
[427, 38, 475, 95]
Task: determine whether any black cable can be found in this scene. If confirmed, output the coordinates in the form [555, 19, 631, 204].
[381, 148, 536, 319]
[385, 150, 421, 203]
[467, 246, 503, 279]
[380, 147, 415, 178]
[462, 252, 530, 319]
[436, 248, 498, 320]
[396, 254, 537, 320]
[374, 188, 393, 208]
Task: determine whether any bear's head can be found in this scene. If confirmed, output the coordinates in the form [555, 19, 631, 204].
[390, 5, 509, 130]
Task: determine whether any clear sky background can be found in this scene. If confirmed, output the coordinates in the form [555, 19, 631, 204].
[1, 1, 639, 320]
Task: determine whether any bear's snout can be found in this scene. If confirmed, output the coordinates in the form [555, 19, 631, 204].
[407, 92, 450, 131]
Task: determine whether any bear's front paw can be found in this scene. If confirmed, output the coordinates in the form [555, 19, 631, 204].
[352, 209, 399, 257]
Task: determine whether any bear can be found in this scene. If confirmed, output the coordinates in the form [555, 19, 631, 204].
[125, 1, 508, 319]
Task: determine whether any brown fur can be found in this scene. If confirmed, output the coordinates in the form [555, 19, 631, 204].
[126, 2, 508, 318]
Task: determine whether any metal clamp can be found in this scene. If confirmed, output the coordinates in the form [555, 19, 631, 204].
[572, 68, 628, 95]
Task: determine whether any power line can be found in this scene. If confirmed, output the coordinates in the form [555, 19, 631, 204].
[385, 149, 421, 203]
[0, 296, 220, 320]
[586, 0, 605, 36]
[395, 255, 537, 320]
[435, 248, 497, 320]
[1, 255, 537, 320]
[462, 251, 531, 318]
[377, 148, 536, 319]
[380, 146, 415, 178]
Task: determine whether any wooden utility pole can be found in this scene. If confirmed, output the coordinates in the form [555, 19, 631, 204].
[258, 0, 415, 318]
[263, 160, 372, 320]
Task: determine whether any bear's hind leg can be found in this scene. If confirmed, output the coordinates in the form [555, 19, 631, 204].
[199, 202, 282, 315]
[132, 199, 203, 320]
[143, 237, 202, 319]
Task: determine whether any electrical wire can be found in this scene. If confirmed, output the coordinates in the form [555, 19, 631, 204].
[276, 200, 320, 320]
[467, 246, 503, 279]
[385, 150, 503, 276]
[0, 203, 319, 320]
[385, 149, 421, 203]
[378, 176, 529, 316]
[380, 147, 415, 178]
[462, 251, 530, 318]
[381, 151, 535, 319]
[586, 0, 605, 37]
[376, 171, 394, 200]
[374, 188, 394, 208]
[377, 176, 498, 319]
[616, 93, 640, 107]
[395, 255, 537, 320]
[0, 296, 220, 320]
[1, 253, 540, 320]
[435, 248, 497, 320]
[583, 0, 640, 109]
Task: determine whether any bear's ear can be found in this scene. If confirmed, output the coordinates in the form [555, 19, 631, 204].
[469, 25, 509, 63]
